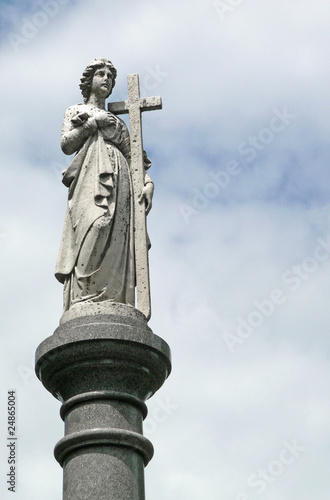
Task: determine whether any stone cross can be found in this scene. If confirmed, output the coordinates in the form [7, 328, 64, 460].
[108, 74, 162, 320]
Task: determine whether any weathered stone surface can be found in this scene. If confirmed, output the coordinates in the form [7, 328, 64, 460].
[59, 300, 147, 325]
[55, 59, 162, 321]
[35, 305, 171, 500]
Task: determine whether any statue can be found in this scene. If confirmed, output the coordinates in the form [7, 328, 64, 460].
[55, 58, 161, 320]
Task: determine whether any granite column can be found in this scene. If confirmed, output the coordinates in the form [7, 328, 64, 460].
[35, 304, 171, 500]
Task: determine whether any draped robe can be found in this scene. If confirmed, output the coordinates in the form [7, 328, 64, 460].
[55, 103, 149, 312]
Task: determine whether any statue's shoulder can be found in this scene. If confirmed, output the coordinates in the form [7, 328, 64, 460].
[64, 103, 85, 114]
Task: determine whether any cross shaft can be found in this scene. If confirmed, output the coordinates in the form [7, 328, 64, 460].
[108, 74, 162, 320]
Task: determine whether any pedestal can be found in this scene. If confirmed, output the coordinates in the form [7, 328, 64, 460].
[35, 304, 171, 500]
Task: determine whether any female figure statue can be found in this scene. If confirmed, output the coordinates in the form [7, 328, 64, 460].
[55, 58, 153, 312]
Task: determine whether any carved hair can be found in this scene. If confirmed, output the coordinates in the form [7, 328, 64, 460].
[80, 58, 117, 103]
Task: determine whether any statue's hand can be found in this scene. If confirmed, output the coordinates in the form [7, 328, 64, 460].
[138, 183, 154, 215]
[71, 112, 90, 127]
[94, 111, 117, 129]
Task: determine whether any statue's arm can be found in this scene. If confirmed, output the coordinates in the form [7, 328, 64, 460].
[118, 118, 154, 215]
[61, 106, 97, 155]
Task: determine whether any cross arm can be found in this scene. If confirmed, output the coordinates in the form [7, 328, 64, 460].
[108, 96, 162, 115]
[140, 96, 162, 112]
[108, 100, 128, 115]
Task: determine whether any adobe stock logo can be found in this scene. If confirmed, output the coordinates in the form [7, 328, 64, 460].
[144, 397, 179, 435]
[140, 66, 169, 92]
[237, 108, 296, 163]
[235, 440, 306, 499]
[179, 107, 296, 223]
[8, 0, 71, 53]
[213, 0, 245, 21]
[223, 234, 330, 353]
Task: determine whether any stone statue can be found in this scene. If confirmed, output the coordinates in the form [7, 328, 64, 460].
[55, 58, 160, 319]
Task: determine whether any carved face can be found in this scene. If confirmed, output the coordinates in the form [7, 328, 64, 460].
[91, 66, 113, 98]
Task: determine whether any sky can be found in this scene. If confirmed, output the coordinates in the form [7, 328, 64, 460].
[1, 0, 330, 498]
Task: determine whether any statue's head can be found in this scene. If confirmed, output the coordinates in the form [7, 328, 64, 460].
[80, 58, 117, 103]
